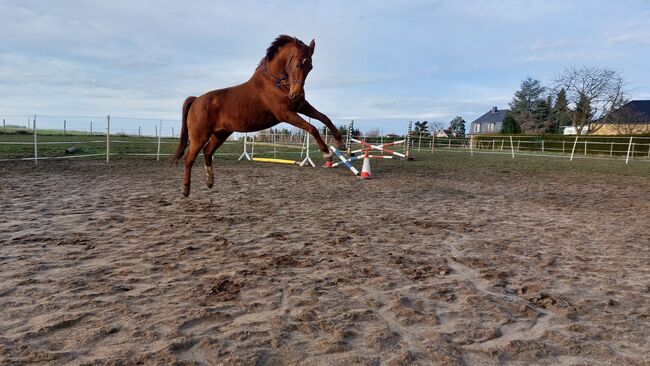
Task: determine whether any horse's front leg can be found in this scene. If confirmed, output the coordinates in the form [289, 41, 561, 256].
[281, 112, 332, 162]
[298, 100, 346, 150]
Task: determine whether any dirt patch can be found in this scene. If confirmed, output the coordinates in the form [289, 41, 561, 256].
[0, 157, 648, 365]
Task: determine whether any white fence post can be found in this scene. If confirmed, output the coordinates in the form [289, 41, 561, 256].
[157, 119, 162, 161]
[625, 136, 633, 164]
[2, 118, 5, 133]
[470, 135, 474, 157]
[570, 135, 579, 161]
[90, 121, 93, 135]
[63, 120, 66, 136]
[106, 115, 110, 163]
[509, 136, 515, 159]
[33, 114, 37, 165]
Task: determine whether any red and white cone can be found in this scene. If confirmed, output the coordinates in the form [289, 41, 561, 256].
[360, 152, 372, 179]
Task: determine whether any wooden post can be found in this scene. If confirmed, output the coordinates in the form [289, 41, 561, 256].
[106, 115, 110, 163]
[90, 121, 93, 135]
[63, 120, 66, 136]
[562, 140, 565, 154]
[509, 136, 515, 159]
[171, 127, 174, 138]
[625, 136, 633, 164]
[610, 142, 614, 157]
[541, 139, 544, 153]
[500, 139, 504, 150]
[156, 120, 162, 161]
[517, 140, 520, 151]
[570, 135, 579, 161]
[584, 140, 587, 155]
[448, 138, 451, 148]
[33, 115, 37, 165]
[431, 135, 435, 153]
[2, 118, 5, 133]
[273, 128, 277, 158]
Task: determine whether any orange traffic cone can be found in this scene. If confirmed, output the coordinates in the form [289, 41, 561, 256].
[360, 152, 372, 179]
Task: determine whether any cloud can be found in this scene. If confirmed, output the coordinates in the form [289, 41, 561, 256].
[523, 50, 622, 63]
[0, 0, 648, 126]
[526, 38, 572, 50]
[607, 33, 650, 45]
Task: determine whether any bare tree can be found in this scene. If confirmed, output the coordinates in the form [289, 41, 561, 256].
[554, 66, 627, 135]
[366, 128, 381, 137]
[430, 121, 444, 133]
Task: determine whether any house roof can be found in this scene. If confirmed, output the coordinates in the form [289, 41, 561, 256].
[607, 100, 650, 123]
[471, 107, 510, 124]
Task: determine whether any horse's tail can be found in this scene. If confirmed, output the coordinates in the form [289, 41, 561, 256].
[172, 96, 196, 162]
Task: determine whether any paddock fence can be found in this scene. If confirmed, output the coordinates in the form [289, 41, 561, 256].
[1, 115, 649, 165]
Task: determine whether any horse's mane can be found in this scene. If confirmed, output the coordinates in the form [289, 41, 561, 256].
[265, 35, 306, 61]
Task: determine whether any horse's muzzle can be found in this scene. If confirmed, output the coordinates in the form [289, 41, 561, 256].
[288, 91, 303, 100]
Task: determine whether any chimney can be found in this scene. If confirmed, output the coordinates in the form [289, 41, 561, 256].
[491, 106, 498, 114]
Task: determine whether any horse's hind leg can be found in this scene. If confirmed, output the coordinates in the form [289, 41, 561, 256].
[182, 138, 207, 197]
[202, 131, 232, 189]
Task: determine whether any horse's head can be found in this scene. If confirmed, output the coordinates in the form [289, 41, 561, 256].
[285, 39, 315, 100]
[262, 35, 316, 100]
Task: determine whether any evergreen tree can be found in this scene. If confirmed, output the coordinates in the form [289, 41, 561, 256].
[449, 116, 466, 136]
[549, 88, 571, 133]
[510, 77, 547, 133]
[414, 121, 430, 135]
[501, 112, 521, 134]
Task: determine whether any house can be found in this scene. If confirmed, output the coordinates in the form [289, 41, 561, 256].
[591, 100, 650, 135]
[562, 126, 590, 135]
[436, 129, 452, 138]
[468, 107, 510, 135]
[436, 129, 463, 138]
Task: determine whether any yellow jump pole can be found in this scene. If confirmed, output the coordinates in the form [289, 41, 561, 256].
[252, 157, 299, 165]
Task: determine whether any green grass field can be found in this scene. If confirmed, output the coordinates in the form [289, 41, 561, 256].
[1, 131, 649, 179]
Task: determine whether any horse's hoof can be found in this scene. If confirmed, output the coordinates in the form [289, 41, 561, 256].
[206, 179, 214, 189]
[182, 186, 190, 197]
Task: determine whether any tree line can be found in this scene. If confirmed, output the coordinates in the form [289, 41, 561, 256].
[504, 66, 628, 135]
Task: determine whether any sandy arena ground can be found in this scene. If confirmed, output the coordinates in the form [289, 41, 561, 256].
[0, 156, 649, 365]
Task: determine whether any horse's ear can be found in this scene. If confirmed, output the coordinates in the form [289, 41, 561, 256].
[309, 39, 315, 55]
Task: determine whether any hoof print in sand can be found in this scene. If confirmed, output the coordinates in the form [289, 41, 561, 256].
[207, 276, 243, 301]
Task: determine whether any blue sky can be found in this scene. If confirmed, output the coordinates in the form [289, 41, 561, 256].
[1, 0, 649, 134]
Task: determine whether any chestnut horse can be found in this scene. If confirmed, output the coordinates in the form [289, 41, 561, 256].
[172, 35, 346, 197]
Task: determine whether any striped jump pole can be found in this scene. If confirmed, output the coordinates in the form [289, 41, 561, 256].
[350, 138, 406, 158]
[351, 139, 405, 155]
[331, 146, 359, 176]
[330, 154, 393, 167]
[346, 120, 354, 155]
[405, 121, 414, 160]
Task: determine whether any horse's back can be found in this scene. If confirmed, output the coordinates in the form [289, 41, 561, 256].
[189, 82, 277, 132]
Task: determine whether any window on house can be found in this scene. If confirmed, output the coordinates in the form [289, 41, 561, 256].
[473, 123, 480, 132]
[488, 123, 495, 132]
